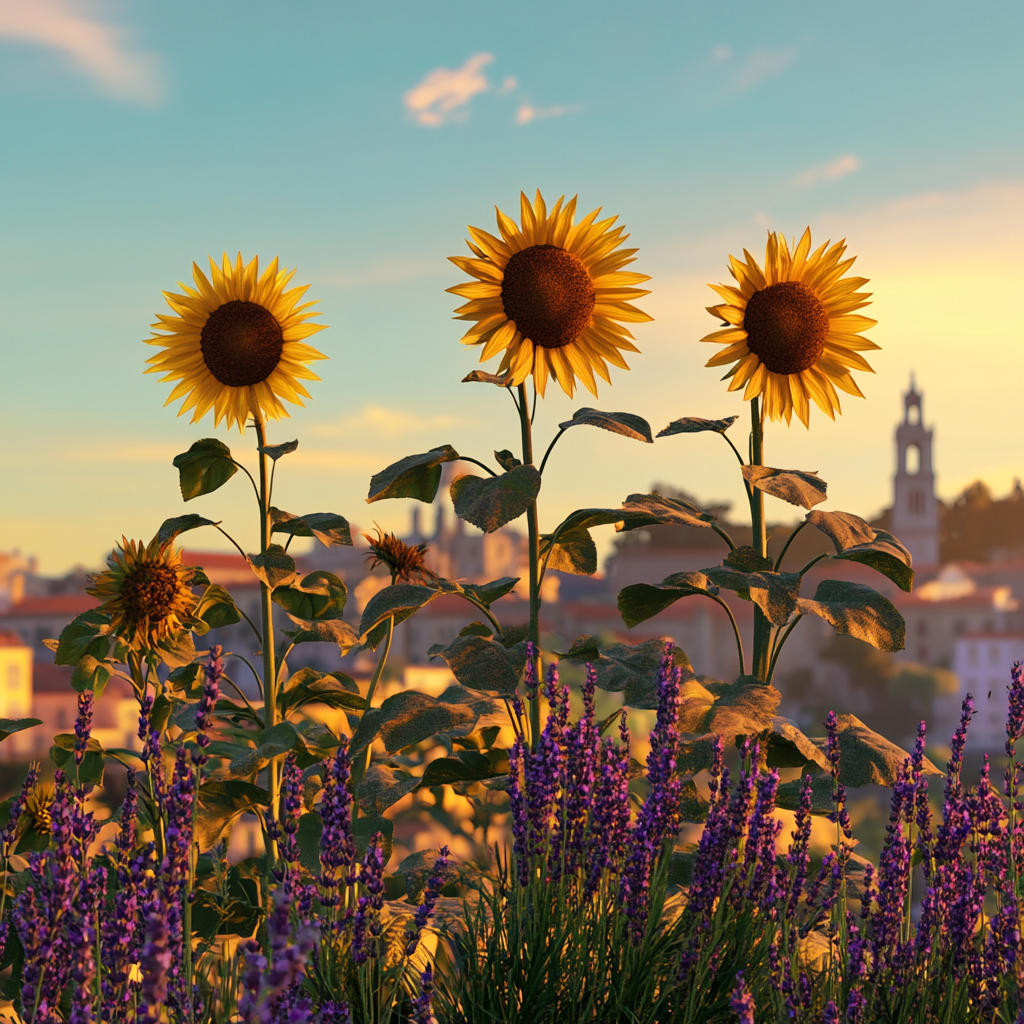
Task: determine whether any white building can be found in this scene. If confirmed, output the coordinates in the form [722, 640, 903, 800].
[891, 378, 941, 571]
[948, 634, 1024, 754]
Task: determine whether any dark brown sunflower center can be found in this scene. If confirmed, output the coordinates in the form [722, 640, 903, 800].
[120, 564, 182, 625]
[742, 281, 830, 375]
[200, 300, 284, 387]
[501, 244, 595, 349]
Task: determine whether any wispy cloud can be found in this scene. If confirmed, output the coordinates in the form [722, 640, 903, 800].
[0, 0, 164, 104]
[792, 154, 861, 186]
[730, 47, 797, 93]
[318, 258, 438, 289]
[309, 404, 473, 441]
[515, 102, 580, 126]
[403, 52, 493, 126]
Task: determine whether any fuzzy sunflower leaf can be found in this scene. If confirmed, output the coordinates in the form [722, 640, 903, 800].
[70, 655, 111, 697]
[173, 439, 239, 502]
[259, 440, 298, 461]
[722, 546, 775, 573]
[421, 752, 502, 788]
[247, 545, 297, 589]
[352, 816, 394, 861]
[351, 691, 492, 756]
[494, 450, 521, 471]
[357, 765, 421, 816]
[156, 514, 217, 546]
[558, 408, 654, 444]
[273, 571, 348, 622]
[227, 722, 298, 779]
[676, 733, 721, 776]
[0, 718, 41, 743]
[194, 780, 271, 850]
[679, 779, 710, 824]
[367, 445, 461, 504]
[765, 717, 831, 771]
[450, 465, 541, 533]
[775, 772, 836, 815]
[54, 609, 111, 667]
[556, 637, 692, 708]
[427, 635, 529, 697]
[279, 668, 364, 716]
[270, 509, 352, 548]
[283, 618, 360, 652]
[797, 580, 906, 652]
[657, 415, 739, 437]
[618, 493, 717, 530]
[540, 526, 597, 576]
[460, 577, 520, 608]
[359, 584, 438, 644]
[742, 466, 828, 509]
[804, 511, 915, 593]
[810, 715, 941, 788]
[617, 571, 719, 628]
[155, 630, 196, 670]
[195, 584, 241, 630]
[462, 370, 513, 387]
[678, 676, 782, 739]
[703, 566, 802, 627]
[51, 733, 105, 786]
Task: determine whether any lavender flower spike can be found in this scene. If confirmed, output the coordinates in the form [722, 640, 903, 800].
[730, 971, 755, 1024]
[405, 846, 450, 956]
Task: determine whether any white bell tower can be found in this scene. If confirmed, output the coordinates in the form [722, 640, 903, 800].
[891, 377, 940, 570]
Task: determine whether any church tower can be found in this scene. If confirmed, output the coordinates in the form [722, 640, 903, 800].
[891, 378, 940, 570]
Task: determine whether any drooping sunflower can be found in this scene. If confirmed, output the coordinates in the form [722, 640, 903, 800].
[88, 537, 199, 652]
[145, 253, 327, 432]
[364, 528, 436, 584]
[447, 191, 652, 398]
[701, 228, 878, 426]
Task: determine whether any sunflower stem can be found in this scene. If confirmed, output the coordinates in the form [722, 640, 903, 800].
[254, 417, 280, 864]
[748, 397, 771, 682]
[352, 613, 395, 816]
[517, 384, 542, 747]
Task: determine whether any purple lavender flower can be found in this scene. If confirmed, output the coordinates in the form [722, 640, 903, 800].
[404, 845, 450, 956]
[1, 761, 40, 855]
[743, 768, 783, 906]
[786, 772, 813, 912]
[409, 966, 434, 1024]
[318, 739, 356, 919]
[821, 1000, 839, 1023]
[507, 737, 530, 887]
[137, 897, 172, 1024]
[351, 834, 385, 964]
[192, 644, 223, 764]
[67, 865, 104, 1024]
[73, 691, 94, 768]
[523, 641, 539, 701]
[729, 971, 755, 1024]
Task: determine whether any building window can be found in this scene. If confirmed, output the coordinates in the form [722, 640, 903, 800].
[909, 491, 924, 515]
[967, 644, 978, 667]
[905, 443, 921, 475]
[990, 644, 1001, 666]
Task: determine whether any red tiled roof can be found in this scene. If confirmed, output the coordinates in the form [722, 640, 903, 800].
[0, 595, 98, 619]
[0, 631, 29, 647]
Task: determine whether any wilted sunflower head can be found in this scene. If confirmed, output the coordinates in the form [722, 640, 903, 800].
[87, 536, 198, 651]
[23, 783, 55, 836]
[364, 528, 436, 584]
[701, 228, 878, 427]
[448, 190, 652, 399]
[145, 253, 327, 432]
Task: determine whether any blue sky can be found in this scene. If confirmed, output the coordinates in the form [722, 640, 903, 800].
[1, 0, 1022, 573]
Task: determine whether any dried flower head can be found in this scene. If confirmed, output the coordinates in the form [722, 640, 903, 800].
[87, 536, 198, 651]
[364, 528, 436, 583]
[23, 782, 56, 836]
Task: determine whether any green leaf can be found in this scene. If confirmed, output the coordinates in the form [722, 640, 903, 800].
[397, 848, 462, 902]
[150, 694, 173, 733]
[155, 630, 196, 669]
[195, 584, 242, 630]
[458, 622, 493, 638]
[0, 718, 41, 743]
[283, 618, 360, 652]
[194, 780, 271, 850]
[775, 772, 836, 815]
[51, 733, 105, 786]
[461, 578, 520, 608]
[279, 668, 365, 716]
[618, 493, 717, 530]
[157, 514, 217, 546]
[723, 546, 774, 573]
[173, 438, 238, 501]
[357, 765, 421, 816]
[259, 439, 298, 461]
[557, 407, 653, 443]
[451, 465, 541, 533]
[367, 445, 460, 504]
[270, 509, 353, 548]
[359, 584, 437, 641]
[427, 635, 529, 696]
[812, 714, 941, 788]
[766, 717, 832, 771]
[228, 722, 298, 779]
[70, 656, 111, 697]
[805, 511, 914, 593]
[703, 566, 802, 627]
[352, 816, 394, 861]
[676, 676, 781, 739]
[54, 609, 111, 666]
[540, 526, 597, 576]
[297, 810, 323, 872]
[657, 415, 739, 437]
[421, 752, 501, 787]
[556, 637, 692, 708]
[617, 571, 718, 628]
[462, 369, 513, 387]
[742, 466, 828, 509]
[354, 690, 496, 756]
[247, 545, 297, 589]
[494, 450, 521, 471]
[797, 580, 906, 652]
[679, 779, 710, 824]
[273, 571, 348, 622]
[676, 734, 721, 776]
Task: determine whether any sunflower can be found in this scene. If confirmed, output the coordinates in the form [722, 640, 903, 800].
[22, 783, 55, 836]
[364, 528, 436, 584]
[145, 253, 327, 432]
[447, 191, 652, 398]
[701, 228, 878, 426]
[88, 536, 199, 652]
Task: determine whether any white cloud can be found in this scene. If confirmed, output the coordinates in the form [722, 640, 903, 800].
[0, 0, 164, 104]
[792, 154, 861, 186]
[309, 404, 472, 441]
[516, 102, 580, 126]
[712, 45, 732, 61]
[730, 47, 797, 93]
[403, 52, 493, 126]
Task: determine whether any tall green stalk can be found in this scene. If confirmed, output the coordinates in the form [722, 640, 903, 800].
[747, 397, 771, 681]
[517, 383, 542, 746]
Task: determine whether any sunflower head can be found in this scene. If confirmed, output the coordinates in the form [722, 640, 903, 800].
[145, 253, 328, 432]
[447, 191, 652, 398]
[87, 537, 199, 652]
[701, 228, 878, 427]
[23, 783, 55, 836]
[364, 529, 436, 584]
